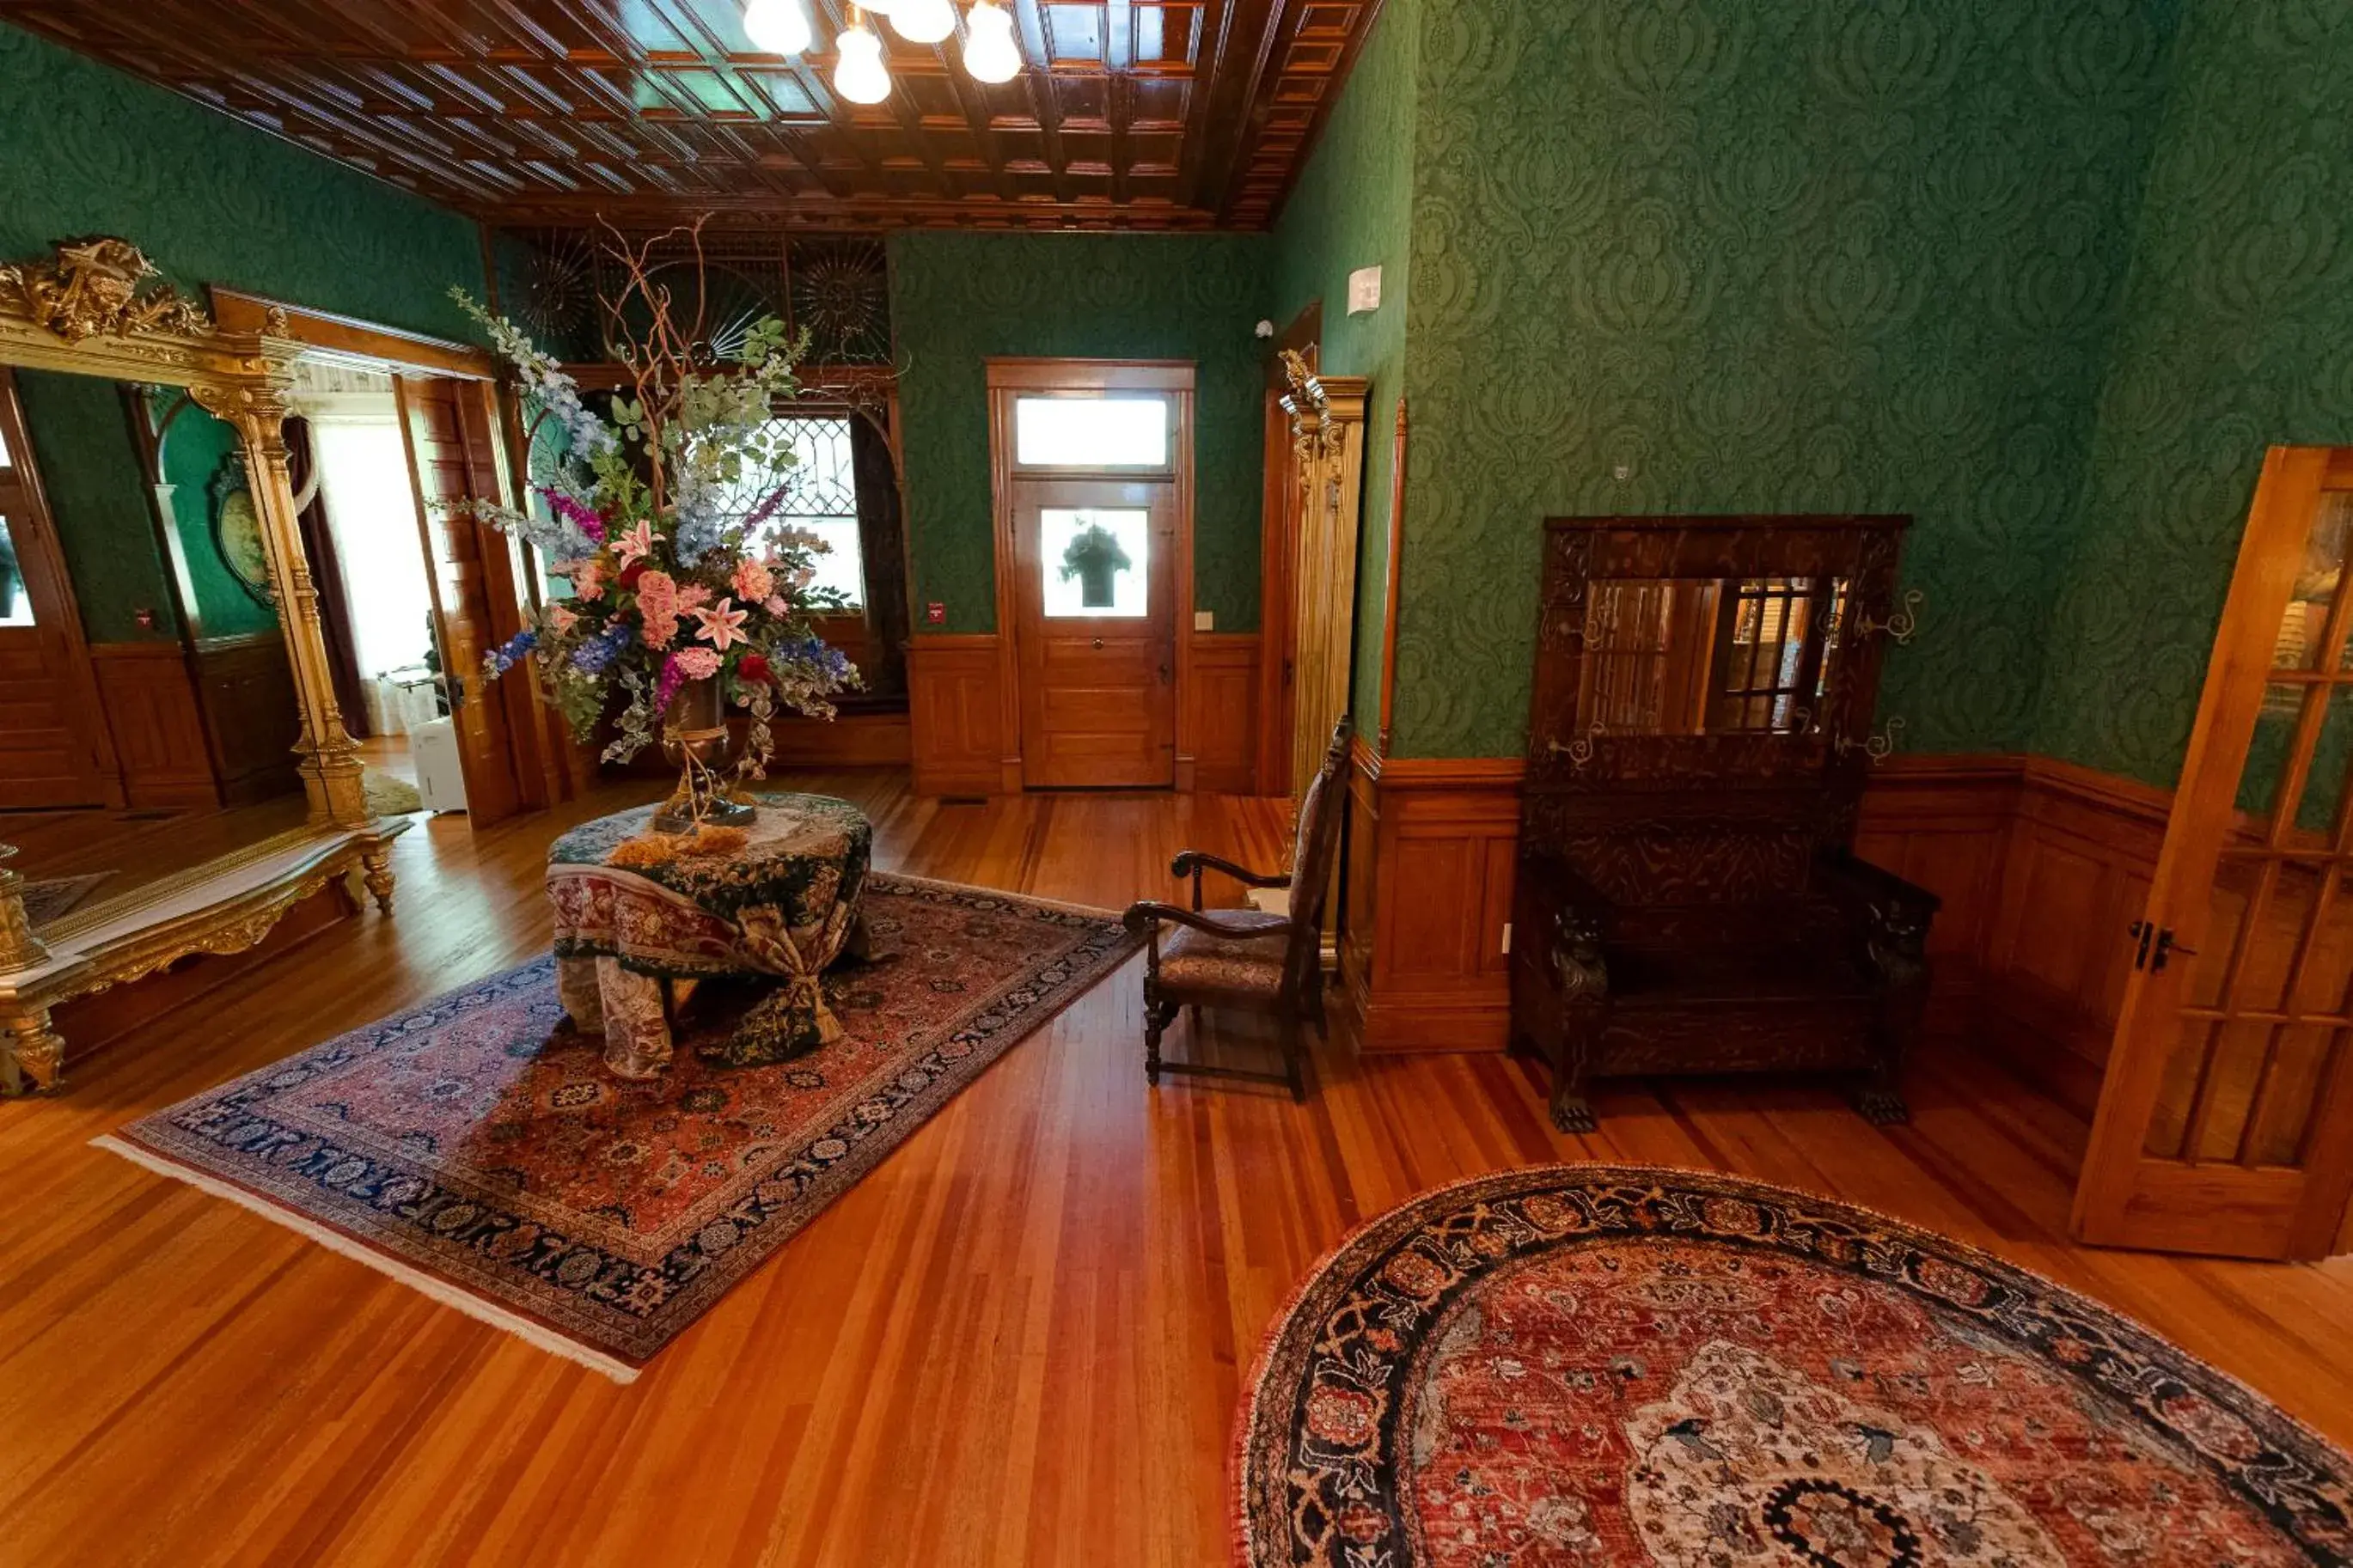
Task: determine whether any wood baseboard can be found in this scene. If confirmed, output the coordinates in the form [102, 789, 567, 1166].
[1340, 746, 2172, 1070]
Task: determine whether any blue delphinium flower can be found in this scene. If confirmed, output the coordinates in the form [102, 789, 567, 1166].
[482, 629, 538, 677]
[570, 620, 633, 674]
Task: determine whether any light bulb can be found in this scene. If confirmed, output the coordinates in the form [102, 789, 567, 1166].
[889, 0, 954, 44]
[962, 0, 1020, 82]
[742, 0, 810, 55]
[834, 18, 894, 104]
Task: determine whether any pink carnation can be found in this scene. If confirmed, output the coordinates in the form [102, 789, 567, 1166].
[547, 601, 578, 633]
[570, 559, 607, 600]
[671, 646, 721, 680]
[634, 570, 681, 648]
[763, 594, 788, 616]
[732, 558, 774, 603]
[676, 583, 714, 610]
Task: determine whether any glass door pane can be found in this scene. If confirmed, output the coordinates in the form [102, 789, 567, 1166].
[1039, 508, 1149, 618]
[0, 515, 33, 625]
[1014, 397, 1169, 467]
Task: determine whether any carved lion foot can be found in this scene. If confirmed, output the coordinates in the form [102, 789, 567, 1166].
[1855, 1085, 1910, 1126]
[1549, 1092, 1598, 1136]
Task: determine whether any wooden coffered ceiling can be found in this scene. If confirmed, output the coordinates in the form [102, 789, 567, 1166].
[0, 0, 1382, 230]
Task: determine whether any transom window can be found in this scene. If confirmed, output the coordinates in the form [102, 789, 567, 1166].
[1013, 395, 1170, 469]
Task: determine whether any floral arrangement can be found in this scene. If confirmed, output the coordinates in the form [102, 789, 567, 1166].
[1058, 522, 1133, 609]
[453, 229, 859, 773]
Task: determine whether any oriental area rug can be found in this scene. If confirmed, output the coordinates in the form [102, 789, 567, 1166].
[1238, 1165, 2353, 1567]
[97, 872, 1137, 1382]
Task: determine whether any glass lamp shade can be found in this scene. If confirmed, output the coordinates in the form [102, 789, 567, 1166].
[963, 0, 1021, 82]
[889, 0, 955, 44]
[742, 0, 811, 55]
[834, 20, 893, 103]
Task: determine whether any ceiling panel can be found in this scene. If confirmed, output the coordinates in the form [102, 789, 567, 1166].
[0, 0, 1383, 230]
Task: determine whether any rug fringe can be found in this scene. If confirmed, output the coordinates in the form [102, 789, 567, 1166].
[90, 1134, 641, 1386]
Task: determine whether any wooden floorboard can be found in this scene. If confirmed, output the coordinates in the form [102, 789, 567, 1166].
[3, 767, 2350, 1566]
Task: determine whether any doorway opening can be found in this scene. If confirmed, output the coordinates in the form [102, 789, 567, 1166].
[289, 361, 449, 815]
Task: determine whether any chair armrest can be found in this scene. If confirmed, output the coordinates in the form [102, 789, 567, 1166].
[1513, 848, 1612, 1001]
[1814, 850, 1940, 919]
[1170, 851, 1290, 888]
[1122, 900, 1294, 941]
[1516, 847, 1617, 922]
[1815, 851, 1937, 985]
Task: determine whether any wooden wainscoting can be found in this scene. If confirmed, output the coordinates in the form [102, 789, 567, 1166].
[910, 630, 1263, 796]
[1341, 751, 1524, 1052]
[190, 631, 303, 805]
[89, 642, 216, 809]
[908, 634, 1017, 796]
[1340, 747, 2171, 1081]
[1181, 631, 1258, 794]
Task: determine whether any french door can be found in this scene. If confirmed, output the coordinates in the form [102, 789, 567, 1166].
[394, 374, 547, 825]
[0, 369, 119, 809]
[2075, 446, 2353, 1259]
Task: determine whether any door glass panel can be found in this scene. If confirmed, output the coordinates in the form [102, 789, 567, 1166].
[0, 514, 33, 625]
[1015, 397, 1168, 468]
[0, 420, 12, 467]
[2276, 491, 2353, 669]
[2237, 683, 2308, 832]
[1040, 508, 1148, 618]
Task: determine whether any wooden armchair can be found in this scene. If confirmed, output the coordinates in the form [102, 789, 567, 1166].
[1123, 718, 1351, 1099]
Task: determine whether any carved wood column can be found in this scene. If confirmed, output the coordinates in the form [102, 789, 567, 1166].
[193, 375, 371, 831]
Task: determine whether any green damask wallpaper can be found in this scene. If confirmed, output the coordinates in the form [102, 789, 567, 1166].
[887, 231, 1271, 633]
[1272, 0, 1421, 720]
[15, 370, 182, 644]
[1385, 0, 2179, 760]
[155, 396, 279, 639]
[0, 26, 487, 341]
[2033, 0, 2353, 786]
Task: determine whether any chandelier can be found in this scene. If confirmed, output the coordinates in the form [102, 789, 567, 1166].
[741, 0, 1021, 101]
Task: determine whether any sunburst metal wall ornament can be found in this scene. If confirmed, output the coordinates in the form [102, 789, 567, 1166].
[788, 240, 890, 365]
[505, 229, 893, 369]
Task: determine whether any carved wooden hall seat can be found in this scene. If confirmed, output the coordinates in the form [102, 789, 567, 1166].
[1508, 515, 1939, 1132]
[1123, 718, 1351, 1100]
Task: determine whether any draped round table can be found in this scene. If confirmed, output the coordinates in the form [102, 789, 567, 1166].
[545, 793, 872, 1079]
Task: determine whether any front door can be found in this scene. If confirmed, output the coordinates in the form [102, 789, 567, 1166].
[0, 369, 118, 809]
[2075, 446, 2353, 1259]
[1012, 477, 1176, 787]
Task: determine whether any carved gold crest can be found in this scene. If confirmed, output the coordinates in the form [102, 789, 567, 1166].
[0, 236, 212, 344]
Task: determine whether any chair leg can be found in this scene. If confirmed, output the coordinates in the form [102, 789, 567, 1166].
[1281, 1016, 1306, 1102]
[1144, 995, 1167, 1084]
[1549, 1008, 1604, 1135]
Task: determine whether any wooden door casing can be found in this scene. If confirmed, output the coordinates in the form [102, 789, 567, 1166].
[986, 360, 1195, 793]
[1011, 477, 1176, 789]
[2075, 445, 2353, 1260]
[394, 374, 541, 826]
[0, 369, 121, 809]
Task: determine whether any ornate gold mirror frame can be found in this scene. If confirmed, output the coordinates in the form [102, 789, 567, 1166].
[0, 238, 396, 1095]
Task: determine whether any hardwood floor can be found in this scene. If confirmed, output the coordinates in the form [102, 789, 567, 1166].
[3, 769, 2351, 1566]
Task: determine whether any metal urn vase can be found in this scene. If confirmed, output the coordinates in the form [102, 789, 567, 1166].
[651, 677, 757, 833]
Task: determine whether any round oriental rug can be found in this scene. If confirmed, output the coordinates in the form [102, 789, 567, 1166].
[1236, 1166, 2353, 1567]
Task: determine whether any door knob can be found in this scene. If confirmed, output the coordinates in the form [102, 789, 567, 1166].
[1091, 637, 1103, 650]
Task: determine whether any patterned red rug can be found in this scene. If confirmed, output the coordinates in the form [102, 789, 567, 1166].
[98, 872, 1137, 1382]
[1238, 1166, 2353, 1566]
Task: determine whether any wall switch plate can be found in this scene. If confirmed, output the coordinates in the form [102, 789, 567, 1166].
[925, 601, 946, 624]
[1194, 610, 1215, 631]
[1348, 265, 1383, 314]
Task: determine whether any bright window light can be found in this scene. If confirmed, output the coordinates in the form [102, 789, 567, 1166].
[1015, 396, 1168, 467]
